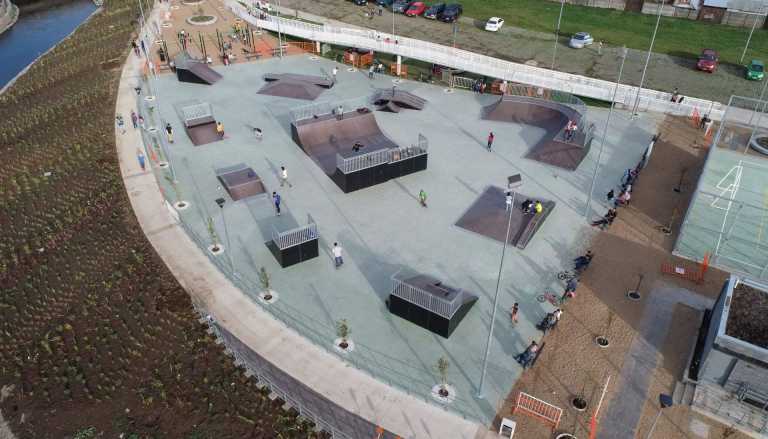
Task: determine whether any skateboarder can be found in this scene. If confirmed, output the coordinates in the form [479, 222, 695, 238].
[487, 132, 494, 151]
[419, 189, 427, 207]
[272, 191, 281, 216]
[280, 166, 292, 187]
[332, 242, 344, 268]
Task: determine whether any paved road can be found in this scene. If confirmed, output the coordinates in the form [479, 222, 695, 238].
[279, 0, 766, 105]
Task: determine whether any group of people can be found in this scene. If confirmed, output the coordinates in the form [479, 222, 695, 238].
[591, 144, 653, 230]
[472, 79, 487, 94]
[368, 62, 386, 78]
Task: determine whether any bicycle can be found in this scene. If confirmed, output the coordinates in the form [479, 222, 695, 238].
[537, 291, 562, 307]
[557, 270, 578, 281]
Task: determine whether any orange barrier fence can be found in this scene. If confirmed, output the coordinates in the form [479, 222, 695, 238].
[660, 252, 710, 284]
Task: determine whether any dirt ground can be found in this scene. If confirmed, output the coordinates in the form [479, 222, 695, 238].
[274, 0, 765, 104]
[726, 283, 768, 350]
[493, 115, 752, 439]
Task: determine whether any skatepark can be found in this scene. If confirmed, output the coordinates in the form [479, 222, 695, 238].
[140, 53, 661, 423]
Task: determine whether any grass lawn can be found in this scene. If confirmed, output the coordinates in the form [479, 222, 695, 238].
[460, 0, 768, 65]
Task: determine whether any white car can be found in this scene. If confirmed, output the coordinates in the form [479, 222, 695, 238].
[485, 17, 505, 32]
[569, 32, 594, 49]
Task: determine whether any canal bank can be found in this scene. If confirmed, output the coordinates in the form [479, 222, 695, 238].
[0, 0, 97, 91]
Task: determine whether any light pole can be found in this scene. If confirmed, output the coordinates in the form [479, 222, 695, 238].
[585, 46, 628, 218]
[551, 0, 565, 69]
[452, 20, 458, 48]
[215, 198, 235, 275]
[276, 0, 283, 57]
[632, 0, 663, 116]
[644, 394, 673, 439]
[740, 13, 761, 63]
[478, 174, 522, 398]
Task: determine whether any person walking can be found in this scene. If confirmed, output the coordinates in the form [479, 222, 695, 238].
[216, 121, 225, 138]
[332, 66, 338, 83]
[515, 341, 538, 369]
[368, 64, 375, 79]
[606, 189, 615, 203]
[165, 122, 174, 143]
[510, 302, 519, 324]
[138, 115, 145, 130]
[116, 115, 126, 135]
[487, 132, 494, 151]
[534, 200, 543, 215]
[332, 242, 344, 268]
[272, 191, 281, 216]
[280, 166, 292, 187]
[130, 111, 138, 129]
[137, 149, 146, 171]
[561, 277, 578, 303]
[131, 40, 140, 56]
[419, 189, 427, 207]
[505, 191, 513, 211]
[140, 39, 146, 56]
[378, 4, 383, 15]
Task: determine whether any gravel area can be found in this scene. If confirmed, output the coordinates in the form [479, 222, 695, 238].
[726, 282, 768, 349]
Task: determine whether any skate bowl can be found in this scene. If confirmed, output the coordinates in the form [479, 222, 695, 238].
[749, 132, 768, 155]
[483, 95, 593, 171]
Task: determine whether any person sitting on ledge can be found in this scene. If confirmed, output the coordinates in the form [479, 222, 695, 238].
[522, 199, 534, 214]
[352, 142, 364, 152]
[216, 121, 225, 138]
[534, 200, 543, 215]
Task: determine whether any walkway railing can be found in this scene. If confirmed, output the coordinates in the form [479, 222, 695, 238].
[272, 214, 318, 250]
[224, 0, 724, 119]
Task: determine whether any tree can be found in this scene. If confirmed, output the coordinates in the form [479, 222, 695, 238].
[336, 319, 351, 349]
[207, 217, 220, 251]
[258, 267, 272, 300]
[435, 356, 450, 397]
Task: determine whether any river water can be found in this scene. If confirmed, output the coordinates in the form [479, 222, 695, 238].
[0, 0, 97, 88]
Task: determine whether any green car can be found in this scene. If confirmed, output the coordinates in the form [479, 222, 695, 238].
[747, 60, 764, 80]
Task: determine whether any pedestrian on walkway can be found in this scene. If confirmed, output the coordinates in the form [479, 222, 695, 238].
[165, 122, 174, 143]
[514, 341, 538, 369]
[116, 115, 126, 134]
[561, 277, 578, 303]
[419, 189, 427, 207]
[131, 40, 140, 56]
[332, 242, 344, 268]
[597, 40, 603, 55]
[140, 39, 146, 56]
[505, 191, 513, 211]
[332, 66, 338, 82]
[378, 5, 383, 15]
[487, 132, 494, 151]
[510, 302, 519, 324]
[138, 115, 145, 130]
[137, 149, 146, 171]
[130, 111, 138, 129]
[369, 64, 375, 79]
[272, 191, 281, 216]
[606, 189, 615, 203]
[337, 104, 344, 120]
[280, 166, 293, 187]
[216, 121, 225, 138]
[534, 200, 543, 215]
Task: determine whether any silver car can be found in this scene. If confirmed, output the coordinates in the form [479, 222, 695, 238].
[569, 32, 594, 49]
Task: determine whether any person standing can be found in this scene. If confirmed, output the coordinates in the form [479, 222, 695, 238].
[254, 127, 263, 140]
[138, 115, 145, 130]
[140, 39, 146, 57]
[487, 132, 494, 151]
[606, 189, 615, 203]
[561, 277, 578, 303]
[165, 122, 174, 143]
[216, 121, 225, 138]
[510, 302, 519, 324]
[130, 111, 138, 129]
[332, 242, 344, 268]
[534, 200, 543, 215]
[332, 66, 338, 83]
[515, 341, 538, 369]
[280, 166, 292, 187]
[137, 149, 146, 171]
[131, 40, 140, 56]
[505, 191, 513, 211]
[116, 115, 126, 135]
[272, 191, 281, 216]
[378, 4, 383, 15]
[368, 64, 375, 79]
[337, 104, 344, 120]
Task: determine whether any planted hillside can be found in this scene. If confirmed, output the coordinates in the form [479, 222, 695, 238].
[0, 1, 325, 438]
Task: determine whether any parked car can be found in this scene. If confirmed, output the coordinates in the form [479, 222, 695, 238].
[376, 0, 393, 5]
[697, 49, 719, 73]
[568, 32, 594, 49]
[392, 0, 410, 13]
[405, 1, 427, 16]
[438, 3, 462, 22]
[352, 0, 367, 5]
[424, 2, 445, 18]
[485, 17, 504, 31]
[747, 59, 765, 80]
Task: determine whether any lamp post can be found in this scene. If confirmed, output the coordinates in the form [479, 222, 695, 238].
[215, 198, 235, 275]
[644, 394, 673, 439]
[276, 0, 283, 57]
[551, 0, 565, 69]
[478, 174, 522, 398]
[740, 13, 761, 63]
[631, 0, 664, 116]
[585, 46, 628, 218]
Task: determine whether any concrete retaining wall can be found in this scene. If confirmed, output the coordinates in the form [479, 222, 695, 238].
[0, 0, 19, 35]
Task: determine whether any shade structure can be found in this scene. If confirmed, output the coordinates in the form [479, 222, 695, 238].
[483, 96, 592, 171]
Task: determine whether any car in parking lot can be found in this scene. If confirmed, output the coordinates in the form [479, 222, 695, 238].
[438, 3, 462, 22]
[424, 3, 444, 18]
[352, 0, 367, 5]
[392, 0, 410, 13]
[376, 0, 393, 5]
[747, 59, 765, 80]
[696, 48, 719, 73]
[568, 32, 593, 49]
[405, 1, 427, 16]
[485, 17, 504, 31]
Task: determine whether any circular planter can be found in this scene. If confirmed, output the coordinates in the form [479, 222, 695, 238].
[346, 67, 357, 72]
[571, 397, 587, 412]
[144, 95, 156, 102]
[174, 200, 190, 211]
[749, 133, 768, 155]
[208, 243, 225, 256]
[161, 22, 173, 28]
[556, 435, 577, 439]
[626, 290, 641, 301]
[309, 56, 318, 60]
[182, 0, 205, 4]
[595, 336, 610, 348]
[158, 161, 169, 169]
[187, 15, 217, 26]
[258, 290, 279, 305]
[333, 338, 355, 354]
[170, 5, 180, 9]
[443, 88, 454, 94]
[430, 384, 456, 404]
[147, 127, 158, 134]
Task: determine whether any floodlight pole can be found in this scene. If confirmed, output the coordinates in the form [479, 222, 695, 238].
[478, 176, 521, 398]
[585, 46, 627, 218]
[740, 14, 759, 63]
[551, 0, 565, 69]
[276, 0, 283, 57]
[631, 0, 663, 116]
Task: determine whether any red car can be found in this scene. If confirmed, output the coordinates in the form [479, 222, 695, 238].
[405, 2, 427, 16]
[697, 49, 719, 73]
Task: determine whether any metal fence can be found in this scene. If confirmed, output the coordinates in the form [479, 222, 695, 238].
[336, 148, 391, 174]
[288, 96, 371, 122]
[390, 274, 463, 319]
[271, 214, 318, 249]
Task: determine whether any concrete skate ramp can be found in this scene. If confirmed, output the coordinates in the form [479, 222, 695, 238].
[373, 89, 427, 112]
[455, 186, 555, 250]
[257, 79, 326, 101]
[216, 164, 266, 201]
[174, 53, 223, 85]
[291, 109, 398, 174]
[263, 73, 333, 88]
[483, 96, 590, 171]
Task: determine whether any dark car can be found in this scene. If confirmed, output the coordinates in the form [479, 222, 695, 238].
[696, 49, 719, 73]
[392, 0, 410, 13]
[376, 0, 393, 5]
[424, 2, 445, 18]
[438, 3, 462, 22]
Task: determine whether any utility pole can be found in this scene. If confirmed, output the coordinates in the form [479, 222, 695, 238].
[632, 0, 663, 115]
[551, 0, 565, 69]
[585, 46, 628, 218]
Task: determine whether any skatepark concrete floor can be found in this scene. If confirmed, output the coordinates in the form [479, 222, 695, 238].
[146, 54, 661, 423]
